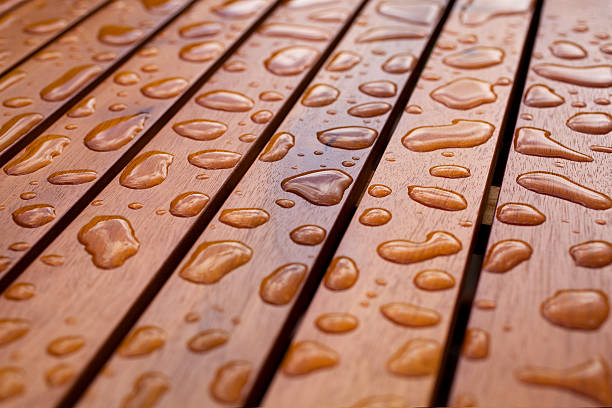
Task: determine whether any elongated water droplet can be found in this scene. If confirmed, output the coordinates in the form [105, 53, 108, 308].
[188, 329, 229, 352]
[188, 150, 241, 169]
[4, 283, 35, 301]
[68, 96, 96, 118]
[532, 64, 612, 88]
[443, 46, 504, 69]
[141, 77, 188, 99]
[142, 0, 181, 14]
[482, 239, 532, 273]
[359, 208, 391, 226]
[173, 119, 227, 141]
[4, 135, 70, 176]
[570, 241, 612, 268]
[402, 119, 494, 152]
[326, 51, 361, 71]
[98, 25, 143, 45]
[517, 172, 612, 210]
[84, 113, 148, 151]
[47, 169, 97, 185]
[387, 338, 441, 376]
[429, 165, 470, 178]
[179, 41, 223, 62]
[549, 40, 587, 59]
[45, 363, 74, 387]
[0, 319, 29, 346]
[382, 53, 415, 73]
[459, 0, 532, 26]
[359, 80, 396, 98]
[377, 2, 441, 25]
[315, 313, 358, 333]
[308, 8, 348, 22]
[210, 361, 251, 404]
[462, 328, 488, 359]
[566, 112, 612, 135]
[251, 110, 272, 124]
[179, 22, 223, 38]
[12, 204, 55, 228]
[119, 326, 166, 357]
[281, 169, 352, 206]
[301, 84, 339, 107]
[259, 132, 294, 162]
[324, 256, 358, 290]
[514, 127, 592, 161]
[430, 78, 496, 109]
[368, 184, 391, 197]
[196, 90, 254, 112]
[24, 18, 67, 34]
[378, 231, 462, 264]
[496, 202, 545, 226]
[264, 46, 319, 76]
[0, 367, 24, 401]
[47, 335, 84, 357]
[259, 23, 330, 41]
[317, 126, 378, 150]
[3, 97, 32, 108]
[41, 254, 64, 267]
[78, 216, 139, 269]
[523, 84, 565, 108]
[260, 263, 307, 305]
[121, 372, 169, 408]
[381, 303, 440, 327]
[356, 26, 426, 43]
[170, 192, 209, 217]
[219, 208, 269, 228]
[408, 186, 467, 211]
[541, 289, 609, 330]
[0, 113, 43, 151]
[120, 151, 173, 189]
[40, 65, 102, 101]
[0, 70, 26, 93]
[413, 269, 455, 291]
[347, 102, 391, 118]
[290, 225, 326, 245]
[282, 341, 338, 375]
[180, 241, 251, 284]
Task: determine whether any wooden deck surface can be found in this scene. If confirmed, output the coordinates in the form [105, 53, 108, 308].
[0, 0, 610, 406]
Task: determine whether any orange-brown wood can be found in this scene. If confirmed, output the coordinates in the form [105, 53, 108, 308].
[77, 1, 450, 406]
[0, 0, 193, 157]
[451, 0, 612, 406]
[263, 1, 537, 406]
[0, 0, 278, 279]
[0, 0, 111, 76]
[0, 0, 28, 15]
[0, 0, 369, 406]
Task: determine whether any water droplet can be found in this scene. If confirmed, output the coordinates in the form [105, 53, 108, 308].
[196, 90, 254, 111]
[482, 239, 532, 273]
[290, 225, 326, 245]
[496, 202, 546, 226]
[2, 97, 32, 109]
[402, 119, 494, 152]
[382, 53, 416, 74]
[517, 172, 612, 210]
[324, 256, 358, 290]
[223, 60, 247, 72]
[356, 26, 426, 43]
[259, 91, 283, 101]
[98, 25, 143, 45]
[413, 269, 455, 291]
[259, 23, 331, 41]
[24, 18, 67, 34]
[84, 113, 148, 152]
[549, 40, 587, 59]
[308, 8, 348, 23]
[169, 192, 209, 217]
[260, 263, 307, 305]
[326, 51, 361, 71]
[12, 204, 55, 228]
[78, 216, 139, 269]
[381, 303, 441, 327]
[0, 367, 24, 401]
[429, 165, 470, 179]
[359, 208, 391, 226]
[121, 372, 169, 408]
[255, 132, 295, 164]
[188, 150, 241, 169]
[281, 169, 353, 206]
[459, 0, 531, 26]
[40, 64, 102, 101]
[315, 313, 358, 333]
[378, 231, 462, 264]
[172, 119, 227, 141]
[19, 192, 36, 200]
[0, 319, 29, 346]
[591, 145, 612, 153]
[431, 78, 497, 109]
[286, 0, 334, 8]
[251, 109, 273, 124]
[47, 169, 97, 185]
[523, 84, 564, 108]
[4, 283, 35, 301]
[368, 184, 391, 197]
[219, 208, 269, 228]
[179, 41, 224, 62]
[188, 329, 229, 352]
[68, 96, 96, 118]
[275, 199, 295, 208]
[8, 242, 29, 251]
[0, 70, 26, 93]
[569, 241, 612, 268]
[443, 46, 504, 69]
[600, 43, 612, 55]
[317, 126, 378, 150]
[377, 2, 441, 25]
[533, 64, 612, 88]
[141, 77, 188, 99]
[47, 335, 84, 357]
[41, 254, 64, 266]
[264, 46, 319, 76]
[541, 289, 609, 330]
[387, 338, 441, 376]
[210, 360, 252, 404]
[462, 328, 488, 359]
[358, 80, 396, 98]
[45, 363, 74, 387]
[282, 341, 338, 375]
[179, 241, 252, 284]
[179, 22, 223, 38]
[0, 113, 43, 151]
[408, 186, 467, 211]
[514, 127, 592, 161]
[119, 326, 166, 357]
[4, 135, 70, 176]
[114, 71, 140, 86]
[347, 102, 391, 118]
[566, 112, 612, 134]
[120, 151, 173, 189]
[301, 84, 339, 107]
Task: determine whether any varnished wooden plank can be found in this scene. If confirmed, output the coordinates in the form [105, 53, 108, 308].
[0, 0, 368, 406]
[77, 1, 450, 406]
[451, 0, 612, 406]
[0, 0, 193, 158]
[0, 0, 28, 16]
[263, 1, 537, 406]
[0, 0, 280, 280]
[0, 0, 111, 76]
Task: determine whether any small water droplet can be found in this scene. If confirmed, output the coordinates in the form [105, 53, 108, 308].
[40, 65, 102, 101]
[260, 263, 307, 305]
[219, 208, 269, 228]
[496, 202, 546, 226]
[359, 208, 391, 226]
[549, 40, 587, 59]
[462, 328, 488, 359]
[356, 26, 426, 43]
[317, 126, 378, 150]
[265, 46, 319, 76]
[119, 326, 166, 357]
[196, 90, 254, 111]
[47, 335, 85, 357]
[3, 283, 35, 301]
[188, 329, 229, 352]
[368, 184, 391, 197]
[45, 363, 74, 387]
[408, 186, 467, 211]
[315, 313, 358, 333]
[84, 113, 149, 152]
[282, 341, 338, 375]
[98, 25, 143, 45]
[282, 169, 352, 206]
[566, 112, 612, 134]
[443, 46, 504, 69]
[0, 319, 29, 346]
[121, 372, 169, 408]
[378, 231, 462, 264]
[141, 77, 188, 99]
[170, 192, 209, 217]
[0, 367, 25, 401]
[326, 51, 361, 71]
[387, 338, 441, 376]
[290, 225, 326, 245]
[541, 289, 609, 330]
[533, 63, 612, 88]
[210, 360, 252, 404]
[382, 53, 416, 74]
[381, 302, 441, 327]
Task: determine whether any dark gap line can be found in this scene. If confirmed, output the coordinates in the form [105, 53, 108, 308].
[245, 0, 458, 405]
[0, 0, 284, 293]
[0, 0, 30, 20]
[57, 0, 375, 405]
[0, 0, 115, 80]
[431, 0, 544, 405]
[0, 0, 199, 167]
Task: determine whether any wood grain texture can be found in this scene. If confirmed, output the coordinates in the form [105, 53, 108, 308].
[451, 0, 612, 406]
[0, 0, 277, 280]
[263, 1, 536, 407]
[0, 0, 368, 406]
[0, 0, 28, 16]
[0, 0, 110, 76]
[0, 0, 192, 156]
[79, 0, 450, 406]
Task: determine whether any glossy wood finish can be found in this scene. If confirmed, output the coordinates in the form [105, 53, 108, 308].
[80, 1, 449, 406]
[263, 0, 537, 406]
[0, 0, 278, 279]
[0, 0, 27, 16]
[0, 0, 192, 157]
[0, 0, 369, 406]
[451, 0, 612, 406]
[0, 0, 110, 75]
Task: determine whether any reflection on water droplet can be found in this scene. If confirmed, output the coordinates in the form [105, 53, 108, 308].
[431, 78, 497, 109]
[359, 80, 396, 98]
[414, 269, 455, 291]
[188, 150, 241, 170]
[188, 329, 229, 352]
[541, 289, 609, 330]
[377, 2, 441, 25]
[282, 169, 352, 206]
[179, 241, 252, 284]
[348, 102, 391, 118]
[78, 216, 139, 269]
[459, 0, 531, 26]
[569, 241, 612, 268]
[4, 283, 35, 301]
[356, 26, 426, 43]
[378, 231, 462, 264]
[514, 127, 592, 162]
[402, 119, 494, 152]
[275, 199, 295, 208]
[179, 41, 224, 62]
[68, 96, 96, 118]
[179, 22, 223, 38]
[0, 319, 29, 346]
[443, 46, 504, 69]
[359, 208, 391, 226]
[141, 77, 188, 99]
[196, 90, 254, 111]
[382, 53, 416, 74]
[85, 113, 149, 152]
[381, 302, 441, 327]
[483, 239, 532, 273]
[302, 84, 339, 107]
[173, 119, 227, 141]
[523, 84, 565, 108]
[45, 363, 74, 387]
[40, 65, 102, 101]
[317, 126, 378, 150]
[264, 46, 319, 76]
[315, 313, 358, 333]
[47, 169, 97, 185]
[170, 192, 209, 217]
[326, 51, 361, 72]
[4, 135, 70, 176]
[282, 341, 338, 375]
[533, 64, 612, 88]
[210, 360, 252, 404]
[98, 25, 143, 45]
[462, 328, 488, 359]
[120, 151, 173, 189]
[259, 23, 331, 41]
[121, 371, 169, 408]
[549, 40, 587, 59]
[566, 112, 612, 135]
[387, 338, 441, 376]
[260, 263, 307, 305]
[0, 367, 25, 401]
[408, 186, 467, 211]
[47, 335, 84, 357]
[324, 256, 358, 290]
[0, 113, 43, 152]
[290, 225, 326, 245]
[12, 204, 55, 228]
[119, 326, 166, 357]
[496, 202, 545, 226]
[368, 184, 391, 197]
[259, 132, 294, 162]
[219, 208, 269, 228]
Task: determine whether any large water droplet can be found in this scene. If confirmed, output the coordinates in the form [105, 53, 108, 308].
[210, 360, 252, 404]
[359, 80, 396, 98]
[121, 372, 169, 408]
[47, 335, 84, 357]
[120, 151, 173, 189]
[259, 23, 331, 41]
[219, 208, 269, 228]
[179, 241, 252, 284]
[378, 231, 462, 264]
[402, 119, 494, 151]
[387, 338, 441, 376]
[47, 169, 97, 185]
[443, 46, 504, 69]
[12, 204, 55, 228]
[0, 113, 43, 151]
[78, 216, 140, 269]
[179, 41, 224, 62]
[40, 65, 102, 101]
[496, 202, 546, 226]
[382, 53, 415, 73]
[4, 283, 35, 301]
[98, 25, 144, 45]
[259, 132, 294, 161]
[119, 326, 166, 357]
[532, 64, 612, 88]
[430, 78, 497, 109]
[170, 192, 209, 217]
[281, 169, 353, 206]
[523, 84, 564, 108]
[0, 319, 29, 346]
[173, 119, 227, 141]
[260, 263, 307, 305]
[549, 40, 587, 59]
[570, 241, 612, 268]
[541, 289, 609, 330]
[566, 112, 612, 135]
[264, 46, 319, 76]
[377, 2, 441, 25]
[68, 96, 96, 118]
[359, 208, 391, 226]
[188, 150, 241, 169]
[356, 26, 426, 43]
[4, 135, 70, 176]
[315, 313, 358, 333]
[459, 0, 532, 26]
[290, 225, 326, 245]
[84, 113, 149, 151]
[196, 90, 254, 112]
[381, 302, 441, 327]
[301, 84, 339, 107]
[179, 22, 223, 38]
[347, 102, 391, 118]
[462, 328, 488, 359]
[317, 126, 378, 150]
[482, 239, 532, 273]
[514, 127, 592, 161]
[141, 77, 188, 99]
[0, 367, 25, 401]
[24, 18, 67, 34]
[326, 51, 361, 71]
[324, 256, 358, 290]
[282, 341, 338, 375]
[408, 186, 467, 211]
[413, 269, 455, 291]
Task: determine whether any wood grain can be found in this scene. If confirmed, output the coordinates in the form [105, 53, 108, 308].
[0, 0, 368, 406]
[0, 0, 110, 76]
[0, 0, 278, 280]
[0, 0, 193, 157]
[263, 0, 537, 406]
[0, 0, 28, 16]
[77, 1, 451, 406]
[451, 0, 612, 406]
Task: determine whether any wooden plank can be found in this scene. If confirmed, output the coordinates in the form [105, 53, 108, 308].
[451, 0, 612, 406]
[76, 1, 451, 406]
[262, 1, 537, 406]
[0, 0, 279, 280]
[0, 0, 111, 76]
[0, 0, 193, 158]
[0, 0, 28, 16]
[0, 0, 368, 406]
